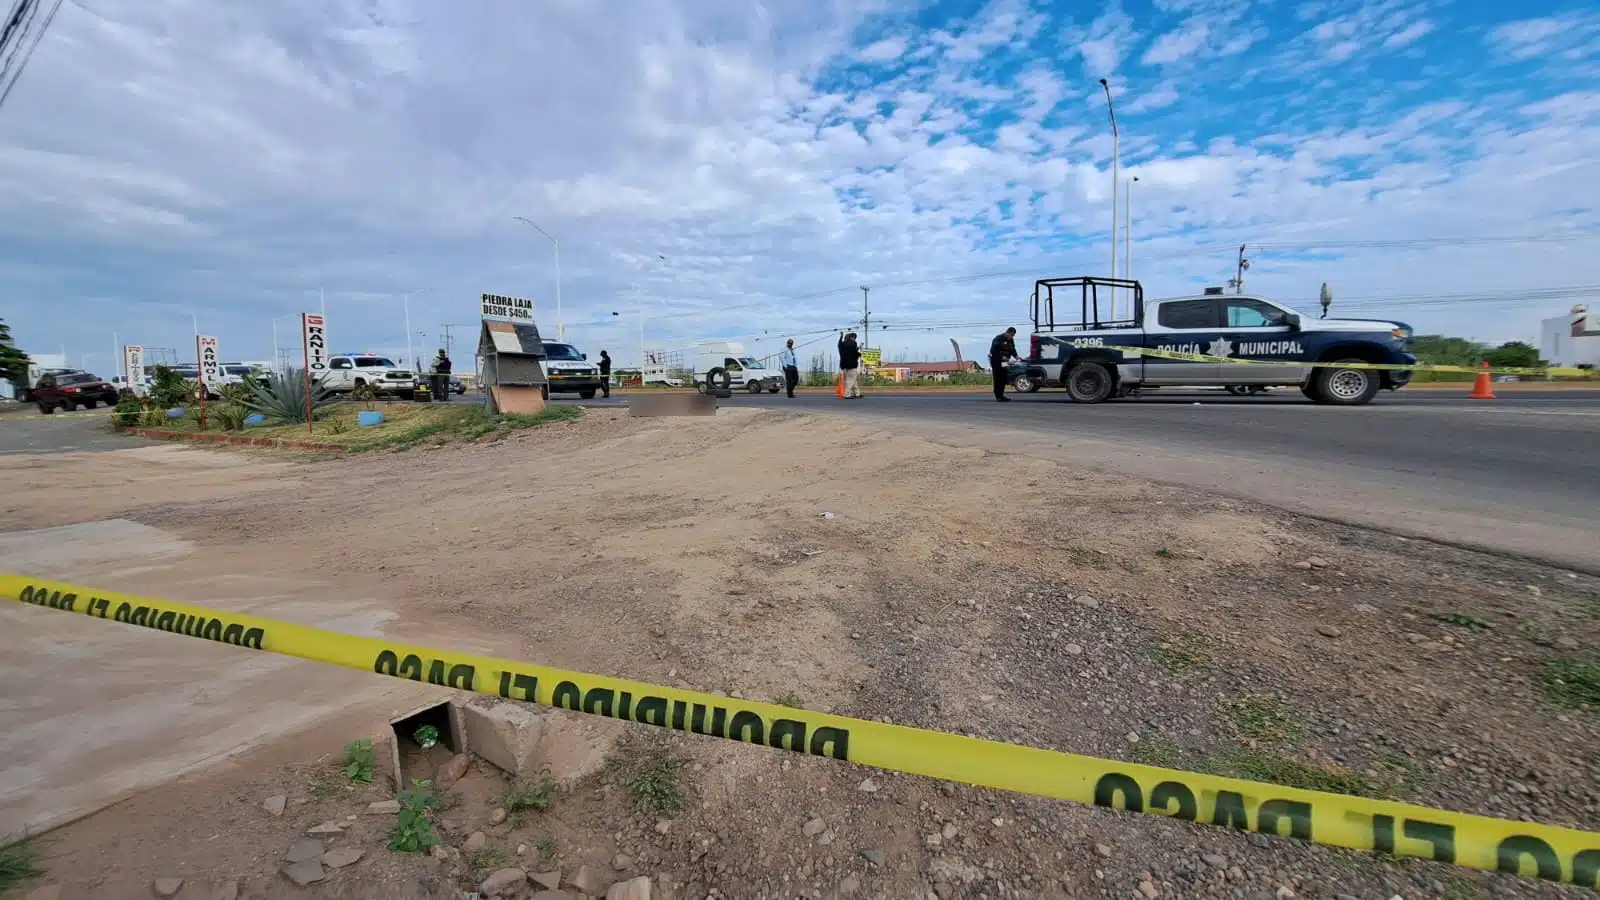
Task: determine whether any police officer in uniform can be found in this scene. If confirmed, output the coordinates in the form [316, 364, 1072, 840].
[598, 350, 612, 398]
[989, 327, 1017, 402]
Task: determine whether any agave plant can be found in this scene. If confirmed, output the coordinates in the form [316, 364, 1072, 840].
[241, 368, 333, 424]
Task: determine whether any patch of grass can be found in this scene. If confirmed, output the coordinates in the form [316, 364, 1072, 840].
[0, 833, 42, 894]
[457, 405, 584, 442]
[1541, 659, 1600, 708]
[1205, 747, 1385, 798]
[1066, 547, 1109, 569]
[470, 847, 508, 872]
[343, 738, 376, 783]
[772, 692, 805, 709]
[1131, 737, 1184, 769]
[1436, 612, 1492, 631]
[500, 774, 557, 818]
[122, 402, 584, 454]
[1224, 695, 1303, 747]
[534, 837, 557, 864]
[1152, 634, 1211, 674]
[605, 732, 689, 816]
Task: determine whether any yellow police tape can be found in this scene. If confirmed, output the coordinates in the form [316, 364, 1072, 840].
[1102, 345, 1594, 377]
[4, 574, 1598, 888]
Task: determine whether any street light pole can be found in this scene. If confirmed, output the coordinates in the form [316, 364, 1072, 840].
[1099, 78, 1120, 319]
[512, 217, 563, 341]
[401, 288, 427, 372]
[1126, 175, 1138, 283]
[637, 254, 667, 370]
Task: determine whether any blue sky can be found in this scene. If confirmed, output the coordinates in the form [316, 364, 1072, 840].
[0, 0, 1597, 371]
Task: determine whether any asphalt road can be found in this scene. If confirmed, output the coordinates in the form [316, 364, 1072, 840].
[712, 388, 1600, 573]
[6, 389, 1595, 571]
[0, 410, 139, 455]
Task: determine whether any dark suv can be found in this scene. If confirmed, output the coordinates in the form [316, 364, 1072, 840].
[32, 372, 119, 413]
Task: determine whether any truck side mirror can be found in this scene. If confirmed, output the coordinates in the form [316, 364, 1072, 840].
[581, 353, 587, 360]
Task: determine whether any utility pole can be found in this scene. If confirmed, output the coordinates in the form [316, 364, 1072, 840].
[860, 286, 870, 349]
[1229, 244, 1251, 294]
[1099, 78, 1120, 318]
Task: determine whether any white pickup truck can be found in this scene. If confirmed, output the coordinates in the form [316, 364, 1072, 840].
[319, 354, 418, 398]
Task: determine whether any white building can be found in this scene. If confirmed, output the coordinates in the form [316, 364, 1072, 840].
[1539, 305, 1600, 369]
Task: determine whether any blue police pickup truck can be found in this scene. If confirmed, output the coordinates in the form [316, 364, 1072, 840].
[1017, 276, 1417, 406]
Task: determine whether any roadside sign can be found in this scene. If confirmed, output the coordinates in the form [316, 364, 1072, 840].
[861, 348, 882, 367]
[123, 345, 145, 396]
[480, 293, 534, 322]
[197, 336, 221, 389]
[301, 314, 328, 375]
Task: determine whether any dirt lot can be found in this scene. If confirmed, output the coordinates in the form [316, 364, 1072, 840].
[2, 407, 1597, 900]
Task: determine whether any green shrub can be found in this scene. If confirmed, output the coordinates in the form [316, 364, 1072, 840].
[149, 366, 196, 408]
[242, 368, 332, 424]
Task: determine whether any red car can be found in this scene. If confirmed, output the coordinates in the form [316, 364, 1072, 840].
[32, 371, 119, 413]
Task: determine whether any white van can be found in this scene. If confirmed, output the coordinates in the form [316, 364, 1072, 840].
[693, 341, 781, 394]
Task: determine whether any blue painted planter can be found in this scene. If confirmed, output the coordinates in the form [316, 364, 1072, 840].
[166, 407, 186, 419]
[357, 411, 385, 427]
[243, 414, 266, 427]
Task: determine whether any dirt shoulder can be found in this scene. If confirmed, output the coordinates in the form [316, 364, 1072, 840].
[3, 408, 1596, 900]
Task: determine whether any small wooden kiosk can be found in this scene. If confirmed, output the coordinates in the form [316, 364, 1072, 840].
[478, 319, 550, 414]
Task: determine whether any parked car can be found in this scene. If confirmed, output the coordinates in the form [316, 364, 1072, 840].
[449, 376, 466, 395]
[32, 372, 119, 413]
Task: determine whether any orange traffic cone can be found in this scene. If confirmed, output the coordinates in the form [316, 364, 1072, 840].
[836, 373, 845, 398]
[1470, 361, 1496, 400]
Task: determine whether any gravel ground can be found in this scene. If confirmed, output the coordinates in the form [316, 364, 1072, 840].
[16, 408, 1598, 899]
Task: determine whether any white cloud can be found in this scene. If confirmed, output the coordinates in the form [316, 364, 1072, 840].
[1383, 20, 1433, 49]
[1142, 22, 1211, 65]
[0, 0, 1596, 366]
[1126, 83, 1180, 113]
[860, 36, 908, 62]
[1487, 12, 1600, 62]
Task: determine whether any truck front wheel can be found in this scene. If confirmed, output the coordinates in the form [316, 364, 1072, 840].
[1312, 359, 1380, 406]
[746, 381, 763, 394]
[1064, 362, 1114, 403]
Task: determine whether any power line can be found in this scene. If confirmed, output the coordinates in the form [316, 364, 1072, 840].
[0, 0, 62, 112]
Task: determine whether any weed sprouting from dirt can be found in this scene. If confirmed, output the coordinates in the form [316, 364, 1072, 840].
[0, 833, 41, 893]
[773, 692, 805, 708]
[344, 738, 376, 783]
[500, 774, 557, 826]
[1066, 547, 1110, 569]
[1152, 634, 1211, 674]
[1131, 738, 1184, 769]
[470, 847, 508, 872]
[1225, 695, 1304, 747]
[1436, 612, 1491, 631]
[388, 779, 441, 853]
[1204, 748, 1386, 798]
[605, 731, 689, 816]
[535, 837, 557, 864]
[1542, 659, 1600, 708]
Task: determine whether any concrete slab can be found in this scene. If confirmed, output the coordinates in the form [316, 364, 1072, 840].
[0, 520, 421, 836]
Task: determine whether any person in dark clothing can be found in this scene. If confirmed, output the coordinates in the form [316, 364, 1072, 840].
[838, 332, 862, 399]
[780, 339, 799, 398]
[598, 350, 611, 398]
[989, 328, 1017, 402]
[431, 349, 452, 401]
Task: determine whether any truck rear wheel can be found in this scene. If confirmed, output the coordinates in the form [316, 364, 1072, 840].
[1064, 362, 1114, 403]
[1313, 359, 1380, 406]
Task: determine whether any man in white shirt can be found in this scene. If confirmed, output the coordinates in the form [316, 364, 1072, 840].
[780, 339, 799, 398]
